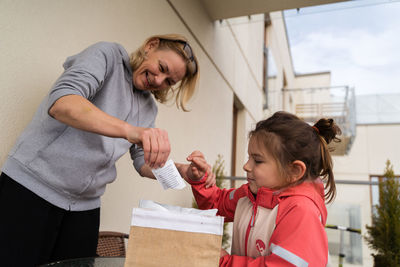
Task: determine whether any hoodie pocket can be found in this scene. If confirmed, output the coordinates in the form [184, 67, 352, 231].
[28, 127, 111, 196]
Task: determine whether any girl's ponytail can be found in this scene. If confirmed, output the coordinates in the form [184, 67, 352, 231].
[313, 118, 341, 203]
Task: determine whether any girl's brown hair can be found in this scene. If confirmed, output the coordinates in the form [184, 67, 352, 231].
[130, 33, 199, 111]
[249, 111, 341, 203]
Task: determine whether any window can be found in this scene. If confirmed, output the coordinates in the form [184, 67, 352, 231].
[370, 175, 400, 216]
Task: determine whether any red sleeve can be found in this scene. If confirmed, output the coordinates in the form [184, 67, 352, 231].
[189, 177, 247, 222]
[219, 196, 328, 267]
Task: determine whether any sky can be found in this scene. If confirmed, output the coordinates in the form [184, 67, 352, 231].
[283, 0, 400, 96]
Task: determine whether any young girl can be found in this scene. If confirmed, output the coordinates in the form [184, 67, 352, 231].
[185, 111, 341, 267]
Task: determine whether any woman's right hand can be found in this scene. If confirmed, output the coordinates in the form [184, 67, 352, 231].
[127, 126, 171, 169]
[49, 95, 171, 169]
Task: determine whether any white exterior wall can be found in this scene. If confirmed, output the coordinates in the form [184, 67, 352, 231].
[0, 0, 264, 234]
[265, 12, 290, 114]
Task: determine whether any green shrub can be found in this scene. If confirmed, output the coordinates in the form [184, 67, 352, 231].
[365, 160, 400, 266]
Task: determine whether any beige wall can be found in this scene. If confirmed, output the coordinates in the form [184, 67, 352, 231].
[0, 0, 264, 233]
[334, 124, 400, 177]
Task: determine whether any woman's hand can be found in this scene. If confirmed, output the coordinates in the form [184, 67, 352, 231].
[184, 151, 216, 188]
[126, 127, 171, 169]
[49, 95, 171, 169]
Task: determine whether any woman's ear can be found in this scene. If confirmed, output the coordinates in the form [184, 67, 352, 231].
[144, 38, 160, 53]
[290, 160, 306, 182]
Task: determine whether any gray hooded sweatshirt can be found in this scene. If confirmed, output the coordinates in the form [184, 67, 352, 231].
[2, 42, 157, 211]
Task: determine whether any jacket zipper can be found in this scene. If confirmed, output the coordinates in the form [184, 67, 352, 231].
[244, 202, 258, 256]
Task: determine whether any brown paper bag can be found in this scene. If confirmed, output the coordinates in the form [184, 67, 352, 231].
[124, 207, 223, 267]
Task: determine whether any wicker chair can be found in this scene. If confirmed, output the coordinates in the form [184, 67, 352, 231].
[96, 231, 129, 257]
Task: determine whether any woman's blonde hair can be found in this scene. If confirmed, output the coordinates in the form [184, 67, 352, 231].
[130, 33, 199, 111]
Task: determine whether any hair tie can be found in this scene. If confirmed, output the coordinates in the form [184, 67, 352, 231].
[312, 126, 320, 134]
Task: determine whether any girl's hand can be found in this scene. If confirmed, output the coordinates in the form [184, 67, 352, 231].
[186, 151, 216, 188]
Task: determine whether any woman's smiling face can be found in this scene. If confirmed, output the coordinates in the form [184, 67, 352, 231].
[133, 41, 186, 92]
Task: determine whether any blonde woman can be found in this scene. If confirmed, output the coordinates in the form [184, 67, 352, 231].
[0, 34, 214, 266]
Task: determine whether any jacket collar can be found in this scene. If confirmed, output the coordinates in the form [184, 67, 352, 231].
[245, 181, 326, 211]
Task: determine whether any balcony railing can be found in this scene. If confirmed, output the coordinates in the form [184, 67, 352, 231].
[285, 86, 356, 155]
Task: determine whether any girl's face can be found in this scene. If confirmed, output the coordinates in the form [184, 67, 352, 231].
[243, 137, 285, 194]
[133, 47, 186, 92]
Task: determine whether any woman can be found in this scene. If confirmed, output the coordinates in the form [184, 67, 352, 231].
[0, 34, 214, 266]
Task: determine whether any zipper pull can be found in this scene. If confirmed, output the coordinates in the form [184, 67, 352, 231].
[251, 204, 257, 227]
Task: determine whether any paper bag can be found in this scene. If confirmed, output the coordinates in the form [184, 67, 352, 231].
[124, 205, 224, 267]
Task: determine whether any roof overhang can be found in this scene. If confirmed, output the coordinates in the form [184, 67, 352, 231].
[200, 0, 350, 20]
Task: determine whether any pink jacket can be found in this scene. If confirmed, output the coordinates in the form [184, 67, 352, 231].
[189, 178, 329, 267]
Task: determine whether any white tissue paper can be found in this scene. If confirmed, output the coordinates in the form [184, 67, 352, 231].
[139, 199, 218, 216]
[131, 199, 222, 235]
[151, 159, 186, 190]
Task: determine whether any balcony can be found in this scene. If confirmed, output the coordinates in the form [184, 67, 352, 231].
[286, 86, 356, 155]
